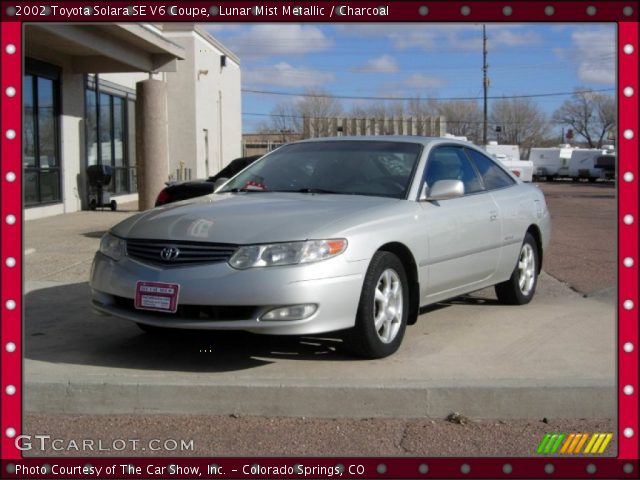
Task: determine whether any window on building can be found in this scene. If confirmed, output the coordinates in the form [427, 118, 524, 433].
[23, 60, 61, 206]
[85, 82, 137, 195]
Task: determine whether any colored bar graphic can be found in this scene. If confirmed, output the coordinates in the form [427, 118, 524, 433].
[560, 434, 575, 454]
[539, 433, 613, 455]
[544, 434, 558, 454]
[597, 434, 613, 454]
[537, 433, 552, 454]
[591, 433, 606, 453]
[567, 433, 582, 453]
[574, 433, 589, 453]
[584, 433, 599, 454]
[550, 433, 565, 454]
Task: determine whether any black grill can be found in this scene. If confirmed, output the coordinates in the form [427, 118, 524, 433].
[113, 296, 257, 321]
[126, 239, 237, 266]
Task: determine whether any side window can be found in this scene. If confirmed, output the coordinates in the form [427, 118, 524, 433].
[465, 148, 516, 190]
[424, 146, 483, 195]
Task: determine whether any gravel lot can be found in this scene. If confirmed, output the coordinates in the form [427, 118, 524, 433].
[538, 181, 616, 295]
[25, 414, 615, 457]
[23, 180, 618, 457]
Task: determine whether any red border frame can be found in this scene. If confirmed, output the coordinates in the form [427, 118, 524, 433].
[1, 2, 638, 478]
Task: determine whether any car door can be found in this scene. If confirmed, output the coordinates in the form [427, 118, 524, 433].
[464, 147, 527, 279]
[418, 145, 502, 302]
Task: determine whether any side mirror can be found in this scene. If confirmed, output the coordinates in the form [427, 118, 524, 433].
[420, 179, 465, 201]
[213, 177, 229, 192]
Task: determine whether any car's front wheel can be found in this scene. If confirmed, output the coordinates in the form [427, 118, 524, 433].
[495, 232, 538, 305]
[344, 251, 409, 358]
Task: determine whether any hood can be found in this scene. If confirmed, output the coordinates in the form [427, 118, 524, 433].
[111, 193, 403, 244]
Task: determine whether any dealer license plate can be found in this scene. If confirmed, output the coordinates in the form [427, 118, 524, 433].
[135, 281, 180, 313]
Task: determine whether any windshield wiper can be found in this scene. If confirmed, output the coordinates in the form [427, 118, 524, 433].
[223, 187, 269, 193]
[272, 188, 345, 194]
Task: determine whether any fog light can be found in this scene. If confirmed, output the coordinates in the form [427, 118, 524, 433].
[261, 304, 317, 321]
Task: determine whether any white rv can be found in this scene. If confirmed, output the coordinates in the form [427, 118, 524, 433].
[568, 148, 613, 182]
[484, 142, 534, 182]
[528, 145, 575, 180]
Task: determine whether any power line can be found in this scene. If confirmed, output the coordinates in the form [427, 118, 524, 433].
[241, 112, 561, 126]
[242, 87, 615, 102]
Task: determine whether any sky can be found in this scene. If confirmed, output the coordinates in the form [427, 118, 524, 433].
[204, 23, 616, 133]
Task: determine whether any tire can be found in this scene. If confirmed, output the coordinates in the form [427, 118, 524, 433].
[343, 251, 409, 358]
[495, 233, 538, 305]
[110, 200, 118, 211]
[89, 199, 97, 211]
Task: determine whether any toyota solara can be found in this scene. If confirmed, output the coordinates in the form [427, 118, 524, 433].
[90, 137, 551, 358]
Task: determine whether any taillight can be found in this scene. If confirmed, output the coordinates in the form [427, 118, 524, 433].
[512, 170, 521, 177]
[155, 189, 171, 206]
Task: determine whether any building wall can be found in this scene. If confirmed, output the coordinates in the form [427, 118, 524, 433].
[25, 24, 240, 219]
[214, 45, 242, 168]
[100, 72, 157, 91]
[163, 34, 198, 181]
[163, 28, 241, 180]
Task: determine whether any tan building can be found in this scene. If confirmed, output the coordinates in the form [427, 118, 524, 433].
[241, 132, 302, 156]
[24, 23, 241, 219]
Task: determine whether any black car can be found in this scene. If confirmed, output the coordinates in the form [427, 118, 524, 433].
[155, 155, 262, 206]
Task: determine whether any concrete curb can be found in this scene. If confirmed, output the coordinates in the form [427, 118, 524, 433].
[26, 381, 615, 419]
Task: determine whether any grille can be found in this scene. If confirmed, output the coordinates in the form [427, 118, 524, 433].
[113, 296, 257, 321]
[126, 239, 237, 266]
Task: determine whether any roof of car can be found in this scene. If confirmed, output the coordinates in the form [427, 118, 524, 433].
[294, 135, 476, 147]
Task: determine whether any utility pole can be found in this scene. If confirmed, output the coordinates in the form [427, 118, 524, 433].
[482, 24, 488, 146]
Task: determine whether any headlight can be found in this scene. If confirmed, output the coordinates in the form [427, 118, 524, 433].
[229, 239, 347, 269]
[99, 233, 126, 261]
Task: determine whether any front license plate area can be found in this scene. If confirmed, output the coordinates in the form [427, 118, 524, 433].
[135, 281, 180, 313]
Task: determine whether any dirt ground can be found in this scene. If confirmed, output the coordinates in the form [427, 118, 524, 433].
[538, 180, 616, 295]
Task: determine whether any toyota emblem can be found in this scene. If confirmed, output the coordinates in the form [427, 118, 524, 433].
[160, 247, 180, 261]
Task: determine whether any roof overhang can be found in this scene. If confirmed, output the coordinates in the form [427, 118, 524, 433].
[25, 24, 186, 73]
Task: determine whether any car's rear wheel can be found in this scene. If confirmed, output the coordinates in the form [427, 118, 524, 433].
[344, 251, 408, 358]
[495, 232, 538, 305]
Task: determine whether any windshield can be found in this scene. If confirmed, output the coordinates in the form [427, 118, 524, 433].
[219, 141, 423, 199]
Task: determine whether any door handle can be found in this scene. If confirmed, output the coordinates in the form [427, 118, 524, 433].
[489, 211, 498, 221]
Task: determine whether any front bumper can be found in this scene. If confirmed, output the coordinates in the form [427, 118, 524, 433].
[90, 253, 366, 335]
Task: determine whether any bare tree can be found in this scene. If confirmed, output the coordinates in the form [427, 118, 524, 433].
[552, 89, 615, 148]
[430, 100, 482, 141]
[490, 97, 550, 149]
[258, 89, 343, 138]
[295, 89, 343, 137]
[349, 101, 404, 121]
[406, 96, 435, 118]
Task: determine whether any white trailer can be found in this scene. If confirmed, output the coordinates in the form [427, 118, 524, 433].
[568, 149, 610, 182]
[484, 142, 534, 182]
[528, 145, 575, 180]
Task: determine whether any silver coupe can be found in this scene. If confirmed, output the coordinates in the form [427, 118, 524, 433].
[90, 137, 551, 358]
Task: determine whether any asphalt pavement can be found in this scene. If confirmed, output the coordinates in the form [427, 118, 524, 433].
[22, 183, 617, 422]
